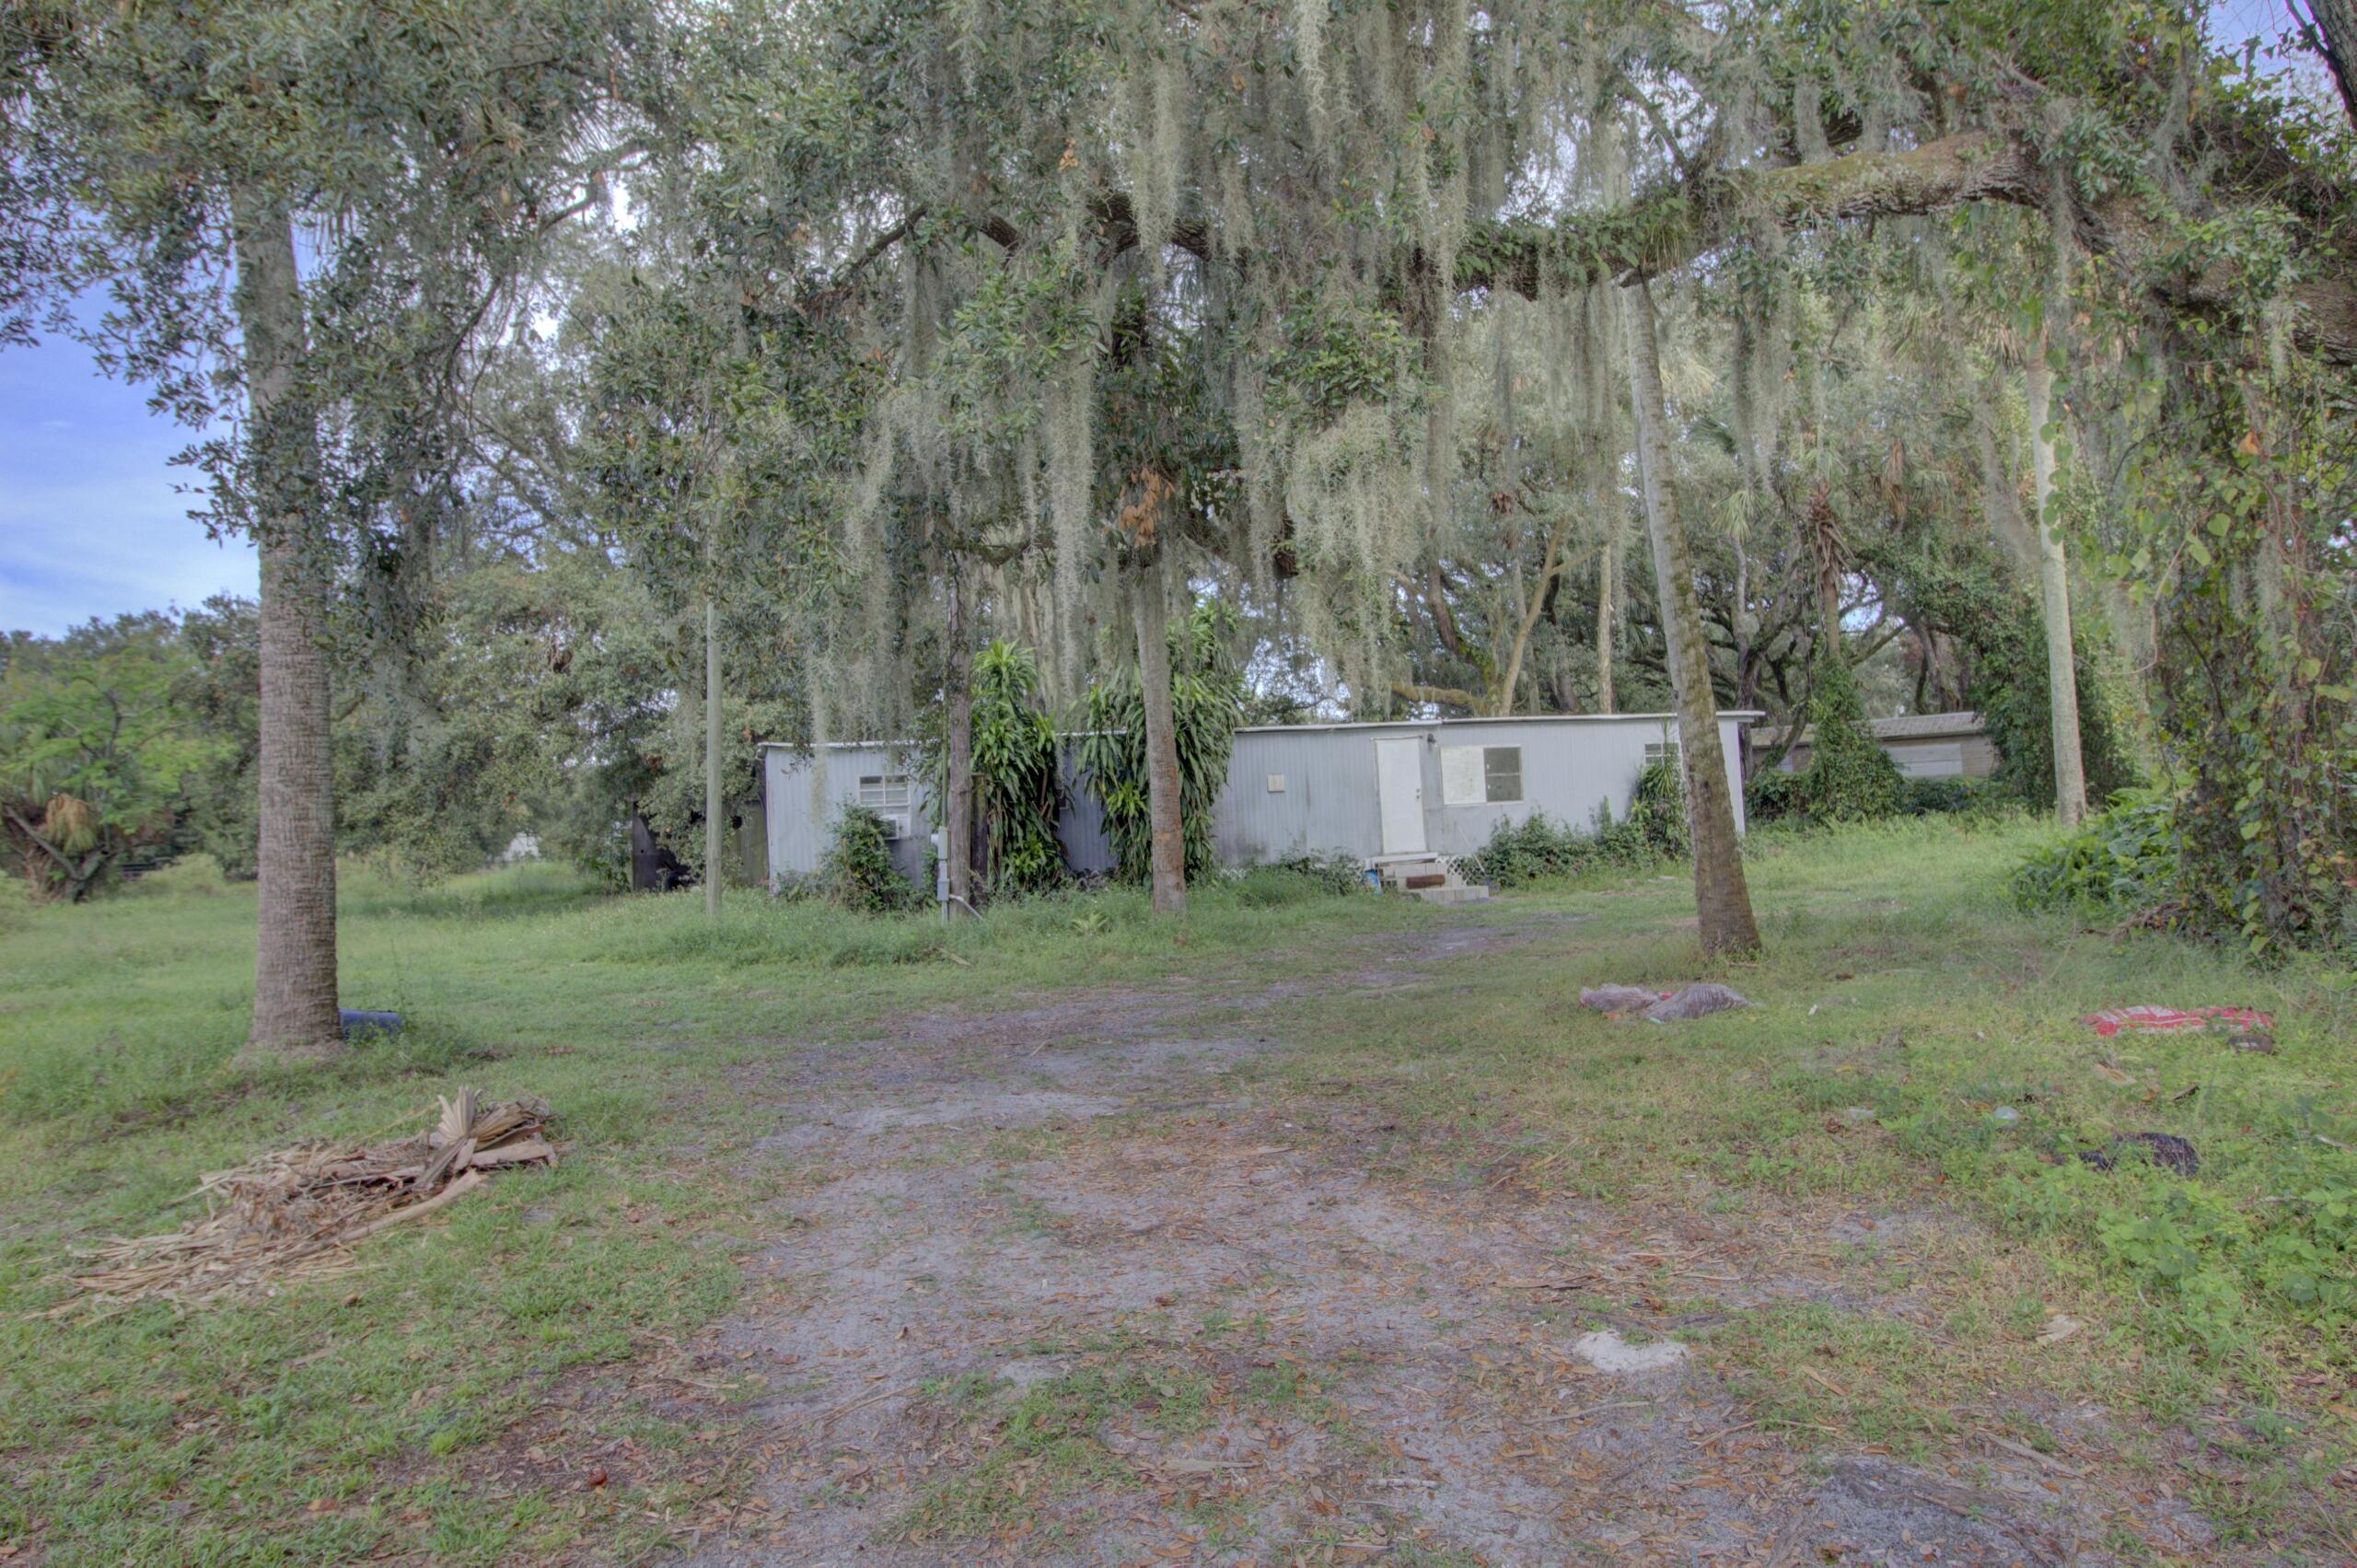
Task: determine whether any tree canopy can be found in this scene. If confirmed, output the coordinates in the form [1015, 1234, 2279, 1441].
[4, 0, 2351, 960]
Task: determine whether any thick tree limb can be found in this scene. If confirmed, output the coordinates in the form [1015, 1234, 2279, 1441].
[1390, 680, 1486, 712]
[1457, 132, 2041, 297]
[1457, 127, 2357, 364]
[2293, 0, 2357, 132]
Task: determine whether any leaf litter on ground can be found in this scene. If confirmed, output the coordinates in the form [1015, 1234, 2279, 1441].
[52, 1088, 553, 1313]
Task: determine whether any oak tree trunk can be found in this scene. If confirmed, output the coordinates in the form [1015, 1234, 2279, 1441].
[1132, 560, 1187, 916]
[1622, 278, 1761, 958]
[233, 186, 343, 1061]
[2026, 347, 2088, 827]
[2305, 0, 2357, 133]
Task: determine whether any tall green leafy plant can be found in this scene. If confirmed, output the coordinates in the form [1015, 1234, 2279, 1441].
[1628, 757, 1690, 858]
[812, 806, 921, 914]
[1077, 602, 1243, 885]
[928, 640, 1064, 897]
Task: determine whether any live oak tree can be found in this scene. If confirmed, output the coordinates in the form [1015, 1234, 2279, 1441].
[12, 0, 2350, 960]
[629, 0, 2356, 951]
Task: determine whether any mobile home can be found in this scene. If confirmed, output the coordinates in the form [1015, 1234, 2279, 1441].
[760, 710, 1757, 890]
[1747, 710, 1998, 780]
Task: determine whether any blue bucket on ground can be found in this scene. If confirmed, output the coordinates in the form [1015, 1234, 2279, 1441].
[340, 1009, 405, 1041]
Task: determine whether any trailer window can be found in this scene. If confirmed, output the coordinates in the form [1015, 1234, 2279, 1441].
[856, 774, 912, 837]
[1441, 745, 1523, 805]
[1482, 746, 1523, 803]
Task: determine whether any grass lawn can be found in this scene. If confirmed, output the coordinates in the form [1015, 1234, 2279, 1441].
[1, 819, 2351, 1563]
[1266, 820, 2357, 1552]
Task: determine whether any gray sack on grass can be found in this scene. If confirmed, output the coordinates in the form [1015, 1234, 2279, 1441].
[1579, 985, 1666, 1014]
[1643, 983, 1751, 1022]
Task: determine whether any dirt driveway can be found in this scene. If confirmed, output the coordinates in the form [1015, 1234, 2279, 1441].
[660, 917, 2214, 1567]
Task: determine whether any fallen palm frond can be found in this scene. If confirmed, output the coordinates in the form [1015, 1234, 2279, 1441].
[54, 1090, 554, 1313]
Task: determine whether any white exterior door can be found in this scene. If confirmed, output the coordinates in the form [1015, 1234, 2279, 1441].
[1376, 738, 1427, 855]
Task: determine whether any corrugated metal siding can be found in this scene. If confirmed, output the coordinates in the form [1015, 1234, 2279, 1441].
[1054, 743, 1119, 877]
[764, 744, 931, 887]
[765, 741, 1118, 889]
[1213, 714, 1747, 865]
[1213, 728, 1383, 863]
[1775, 731, 2003, 781]
[1887, 738, 1966, 779]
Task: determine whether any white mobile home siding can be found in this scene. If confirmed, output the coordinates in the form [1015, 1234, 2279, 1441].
[1764, 711, 1998, 781]
[763, 712, 1753, 890]
[1212, 714, 1751, 865]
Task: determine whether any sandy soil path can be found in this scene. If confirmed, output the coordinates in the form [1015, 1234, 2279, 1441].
[664, 918, 2213, 1568]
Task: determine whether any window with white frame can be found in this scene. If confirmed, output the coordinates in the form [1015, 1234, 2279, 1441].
[1440, 744, 1524, 806]
[1643, 739, 1680, 772]
[856, 773, 913, 837]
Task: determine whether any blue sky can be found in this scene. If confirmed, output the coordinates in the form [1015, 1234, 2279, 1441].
[0, 322, 255, 637]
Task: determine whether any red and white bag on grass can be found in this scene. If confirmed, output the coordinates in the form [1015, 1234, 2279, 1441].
[2082, 1005, 2273, 1039]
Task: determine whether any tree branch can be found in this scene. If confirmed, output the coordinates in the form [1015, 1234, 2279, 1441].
[1390, 680, 1486, 712]
[1457, 131, 2042, 298]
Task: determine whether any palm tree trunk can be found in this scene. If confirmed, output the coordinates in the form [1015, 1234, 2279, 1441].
[1595, 528, 1619, 714]
[944, 565, 976, 912]
[2026, 343, 2088, 826]
[232, 185, 343, 1060]
[1132, 560, 1186, 915]
[703, 585, 724, 914]
[1622, 277, 1761, 958]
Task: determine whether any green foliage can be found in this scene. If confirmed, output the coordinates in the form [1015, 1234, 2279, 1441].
[1266, 287, 1417, 421]
[1970, 605, 2143, 812]
[1995, 1139, 2357, 1357]
[0, 614, 225, 900]
[1628, 758, 1690, 859]
[1459, 771, 1686, 890]
[2011, 790, 2180, 915]
[2118, 354, 2356, 953]
[168, 595, 262, 877]
[1795, 644, 1905, 823]
[2049, 152, 2349, 955]
[1881, 546, 2145, 831]
[1460, 812, 1616, 888]
[937, 249, 1097, 434]
[810, 805, 921, 915]
[1898, 774, 2009, 818]
[1744, 767, 1805, 826]
[935, 640, 1063, 898]
[1077, 601, 1244, 885]
[1230, 853, 1369, 906]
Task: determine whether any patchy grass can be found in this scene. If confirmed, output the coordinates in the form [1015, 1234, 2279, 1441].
[4, 818, 2354, 1562]
[0, 862, 1412, 1566]
[1260, 814, 2357, 1544]
[894, 1343, 1229, 1545]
